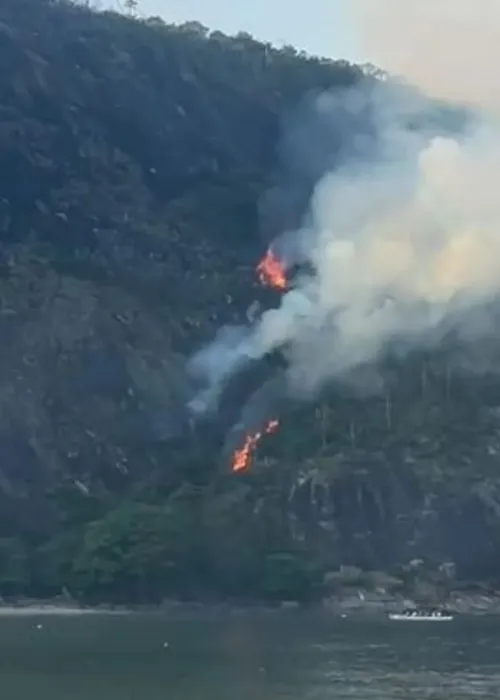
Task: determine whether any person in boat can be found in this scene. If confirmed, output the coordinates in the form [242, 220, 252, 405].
[400, 608, 451, 617]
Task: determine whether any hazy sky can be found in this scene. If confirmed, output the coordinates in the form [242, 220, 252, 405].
[102, 0, 363, 61]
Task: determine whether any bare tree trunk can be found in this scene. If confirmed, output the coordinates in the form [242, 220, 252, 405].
[420, 360, 428, 400]
[444, 363, 452, 404]
[384, 391, 392, 430]
[349, 419, 357, 450]
[320, 404, 328, 449]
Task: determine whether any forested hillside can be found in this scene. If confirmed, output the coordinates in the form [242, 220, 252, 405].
[0, 0, 497, 605]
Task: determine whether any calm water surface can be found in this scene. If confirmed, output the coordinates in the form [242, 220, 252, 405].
[0, 610, 499, 699]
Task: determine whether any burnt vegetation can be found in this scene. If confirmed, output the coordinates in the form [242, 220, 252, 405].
[0, 0, 498, 605]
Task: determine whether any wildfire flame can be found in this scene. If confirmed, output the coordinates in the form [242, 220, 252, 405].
[256, 249, 286, 291]
[232, 419, 279, 473]
[231, 248, 284, 473]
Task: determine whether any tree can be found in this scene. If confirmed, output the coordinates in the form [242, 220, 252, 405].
[0, 538, 29, 597]
[71, 501, 196, 602]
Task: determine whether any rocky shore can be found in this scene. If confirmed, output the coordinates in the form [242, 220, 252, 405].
[322, 590, 500, 615]
[2, 589, 500, 617]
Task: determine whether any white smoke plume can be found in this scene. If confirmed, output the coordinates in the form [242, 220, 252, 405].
[350, 0, 500, 115]
[188, 1, 500, 413]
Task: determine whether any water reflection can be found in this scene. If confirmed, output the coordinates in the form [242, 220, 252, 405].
[0, 611, 498, 699]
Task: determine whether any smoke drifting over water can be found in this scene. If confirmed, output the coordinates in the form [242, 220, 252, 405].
[189, 1, 500, 419]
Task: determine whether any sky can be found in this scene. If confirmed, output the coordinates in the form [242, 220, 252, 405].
[101, 0, 363, 62]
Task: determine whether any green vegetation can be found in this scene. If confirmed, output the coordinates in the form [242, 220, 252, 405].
[0, 0, 498, 606]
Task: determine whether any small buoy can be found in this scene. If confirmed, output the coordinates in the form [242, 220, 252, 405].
[35, 624, 43, 629]
[162, 642, 169, 648]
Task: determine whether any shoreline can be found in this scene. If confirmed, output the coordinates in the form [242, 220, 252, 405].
[321, 590, 500, 616]
[2, 590, 500, 616]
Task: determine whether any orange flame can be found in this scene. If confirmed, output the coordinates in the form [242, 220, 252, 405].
[256, 250, 286, 291]
[232, 419, 279, 473]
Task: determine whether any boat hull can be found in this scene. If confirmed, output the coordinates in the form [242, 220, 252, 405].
[388, 613, 454, 622]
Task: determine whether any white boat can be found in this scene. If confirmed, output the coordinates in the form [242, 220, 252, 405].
[388, 610, 454, 622]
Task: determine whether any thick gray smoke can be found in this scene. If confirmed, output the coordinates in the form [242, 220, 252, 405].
[189, 3, 500, 415]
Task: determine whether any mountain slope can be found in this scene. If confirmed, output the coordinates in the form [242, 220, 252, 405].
[0, 0, 498, 603]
